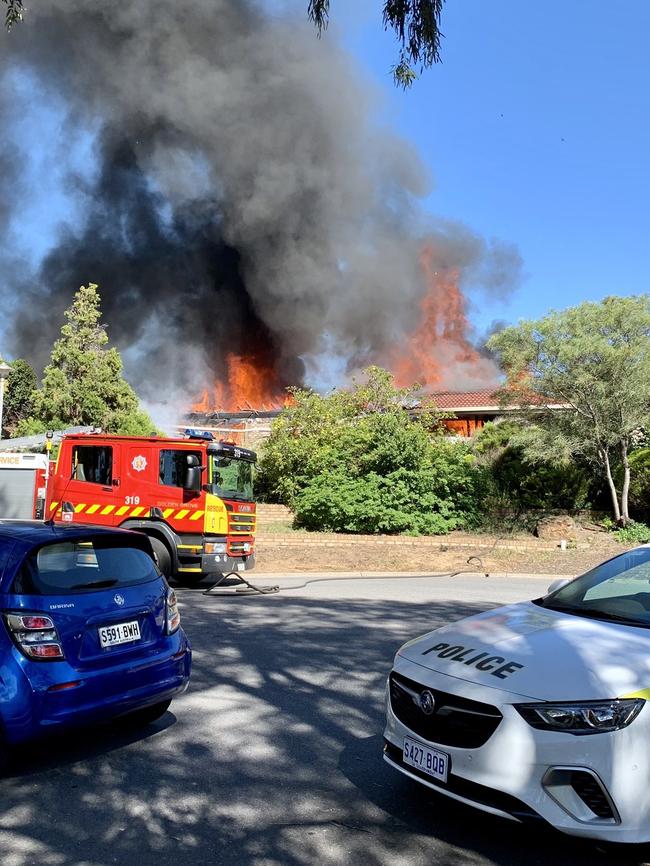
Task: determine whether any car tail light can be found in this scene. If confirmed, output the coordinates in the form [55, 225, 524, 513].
[166, 588, 181, 634]
[4, 613, 65, 661]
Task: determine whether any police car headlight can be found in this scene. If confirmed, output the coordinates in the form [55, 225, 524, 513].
[516, 699, 645, 734]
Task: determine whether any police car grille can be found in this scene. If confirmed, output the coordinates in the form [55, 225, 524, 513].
[389, 672, 503, 748]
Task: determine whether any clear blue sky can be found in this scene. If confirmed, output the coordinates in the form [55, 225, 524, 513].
[337, 0, 650, 333]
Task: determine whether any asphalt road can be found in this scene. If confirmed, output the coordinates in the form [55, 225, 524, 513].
[1, 572, 648, 866]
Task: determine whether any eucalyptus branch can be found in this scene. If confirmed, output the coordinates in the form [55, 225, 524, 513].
[3, 0, 23, 30]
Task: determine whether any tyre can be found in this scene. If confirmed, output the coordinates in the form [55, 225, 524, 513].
[124, 699, 172, 728]
[148, 536, 173, 579]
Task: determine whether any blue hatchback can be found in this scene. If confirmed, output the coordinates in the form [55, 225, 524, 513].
[0, 521, 191, 762]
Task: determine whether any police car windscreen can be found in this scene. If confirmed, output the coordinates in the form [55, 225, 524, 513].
[538, 548, 650, 626]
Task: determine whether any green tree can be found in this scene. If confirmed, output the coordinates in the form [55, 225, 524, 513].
[626, 447, 650, 521]
[1, 358, 37, 437]
[27, 283, 154, 435]
[259, 366, 486, 534]
[487, 296, 650, 526]
[309, 0, 445, 87]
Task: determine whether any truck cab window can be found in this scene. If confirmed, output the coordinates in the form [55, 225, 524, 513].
[159, 450, 202, 488]
[71, 446, 113, 486]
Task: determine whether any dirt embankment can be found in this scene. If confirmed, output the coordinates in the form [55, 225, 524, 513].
[254, 506, 629, 576]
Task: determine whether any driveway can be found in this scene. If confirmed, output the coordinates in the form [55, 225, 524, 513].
[1, 573, 645, 865]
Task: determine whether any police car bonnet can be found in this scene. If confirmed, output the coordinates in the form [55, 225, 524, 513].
[398, 602, 650, 702]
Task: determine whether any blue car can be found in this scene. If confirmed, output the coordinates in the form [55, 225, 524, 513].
[0, 521, 191, 765]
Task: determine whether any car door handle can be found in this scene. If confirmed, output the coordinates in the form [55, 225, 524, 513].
[102, 486, 112, 492]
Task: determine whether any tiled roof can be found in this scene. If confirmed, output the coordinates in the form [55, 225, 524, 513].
[430, 390, 506, 409]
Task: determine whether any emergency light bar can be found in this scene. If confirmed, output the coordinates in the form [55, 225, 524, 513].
[183, 428, 215, 441]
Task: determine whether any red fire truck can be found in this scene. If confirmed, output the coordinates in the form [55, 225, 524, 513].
[0, 429, 257, 583]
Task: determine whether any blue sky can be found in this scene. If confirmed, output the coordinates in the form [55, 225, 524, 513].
[337, 0, 650, 333]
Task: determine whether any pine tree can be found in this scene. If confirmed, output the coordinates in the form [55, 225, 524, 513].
[30, 284, 154, 435]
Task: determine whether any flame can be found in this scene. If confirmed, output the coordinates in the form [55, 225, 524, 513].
[194, 244, 497, 413]
[192, 352, 291, 412]
[390, 245, 496, 390]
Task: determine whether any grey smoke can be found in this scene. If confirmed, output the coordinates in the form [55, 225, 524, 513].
[0, 0, 523, 400]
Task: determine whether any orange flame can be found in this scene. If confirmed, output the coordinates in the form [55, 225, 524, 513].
[194, 244, 497, 412]
[192, 353, 291, 412]
[390, 245, 496, 390]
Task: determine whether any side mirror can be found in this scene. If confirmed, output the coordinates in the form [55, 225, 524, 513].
[184, 465, 203, 492]
[546, 577, 571, 596]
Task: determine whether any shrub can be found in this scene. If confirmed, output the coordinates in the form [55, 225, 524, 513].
[260, 368, 486, 534]
[614, 522, 650, 544]
[473, 421, 592, 513]
[293, 439, 486, 535]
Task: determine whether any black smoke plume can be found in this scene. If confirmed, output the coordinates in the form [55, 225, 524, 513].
[0, 0, 522, 404]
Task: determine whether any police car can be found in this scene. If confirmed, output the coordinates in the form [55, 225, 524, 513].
[384, 546, 650, 842]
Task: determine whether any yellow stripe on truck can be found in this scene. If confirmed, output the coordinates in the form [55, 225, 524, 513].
[162, 508, 174, 518]
[74, 503, 87, 514]
[130, 506, 145, 517]
[85, 504, 100, 514]
[116, 506, 129, 516]
[101, 505, 115, 515]
[49, 501, 59, 512]
[189, 510, 204, 521]
[174, 509, 189, 520]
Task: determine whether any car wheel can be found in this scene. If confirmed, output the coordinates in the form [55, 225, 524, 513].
[125, 699, 172, 728]
[149, 537, 172, 579]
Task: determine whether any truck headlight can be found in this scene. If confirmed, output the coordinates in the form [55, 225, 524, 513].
[515, 699, 645, 734]
[204, 542, 227, 554]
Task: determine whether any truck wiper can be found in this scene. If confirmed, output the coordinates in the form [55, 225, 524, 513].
[70, 578, 119, 589]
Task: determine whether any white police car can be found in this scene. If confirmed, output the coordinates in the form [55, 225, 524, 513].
[384, 545, 650, 842]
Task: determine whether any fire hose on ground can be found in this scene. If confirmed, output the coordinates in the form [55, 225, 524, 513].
[200, 553, 489, 597]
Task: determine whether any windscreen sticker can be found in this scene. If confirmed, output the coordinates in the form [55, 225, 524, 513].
[422, 642, 524, 679]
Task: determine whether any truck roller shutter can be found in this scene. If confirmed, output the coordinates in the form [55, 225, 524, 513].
[0, 469, 36, 518]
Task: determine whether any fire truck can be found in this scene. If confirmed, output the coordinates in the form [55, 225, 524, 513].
[0, 429, 257, 584]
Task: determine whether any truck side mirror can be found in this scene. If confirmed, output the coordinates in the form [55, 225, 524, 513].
[184, 465, 203, 492]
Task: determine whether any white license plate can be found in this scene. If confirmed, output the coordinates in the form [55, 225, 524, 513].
[403, 737, 449, 782]
[236, 563, 245, 571]
[98, 620, 141, 648]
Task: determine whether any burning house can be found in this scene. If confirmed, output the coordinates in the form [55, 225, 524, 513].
[0, 1, 522, 413]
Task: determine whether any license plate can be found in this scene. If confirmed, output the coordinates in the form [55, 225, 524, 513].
[403, 737, 449, 782]
[236, 563, 245, 571]
[98, 620, 141, 648]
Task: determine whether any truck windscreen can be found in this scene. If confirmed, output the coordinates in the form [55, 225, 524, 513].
[209, 454, 254, 501]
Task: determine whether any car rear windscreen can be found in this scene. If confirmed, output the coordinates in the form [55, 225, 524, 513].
[13, 539, 160, 595]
